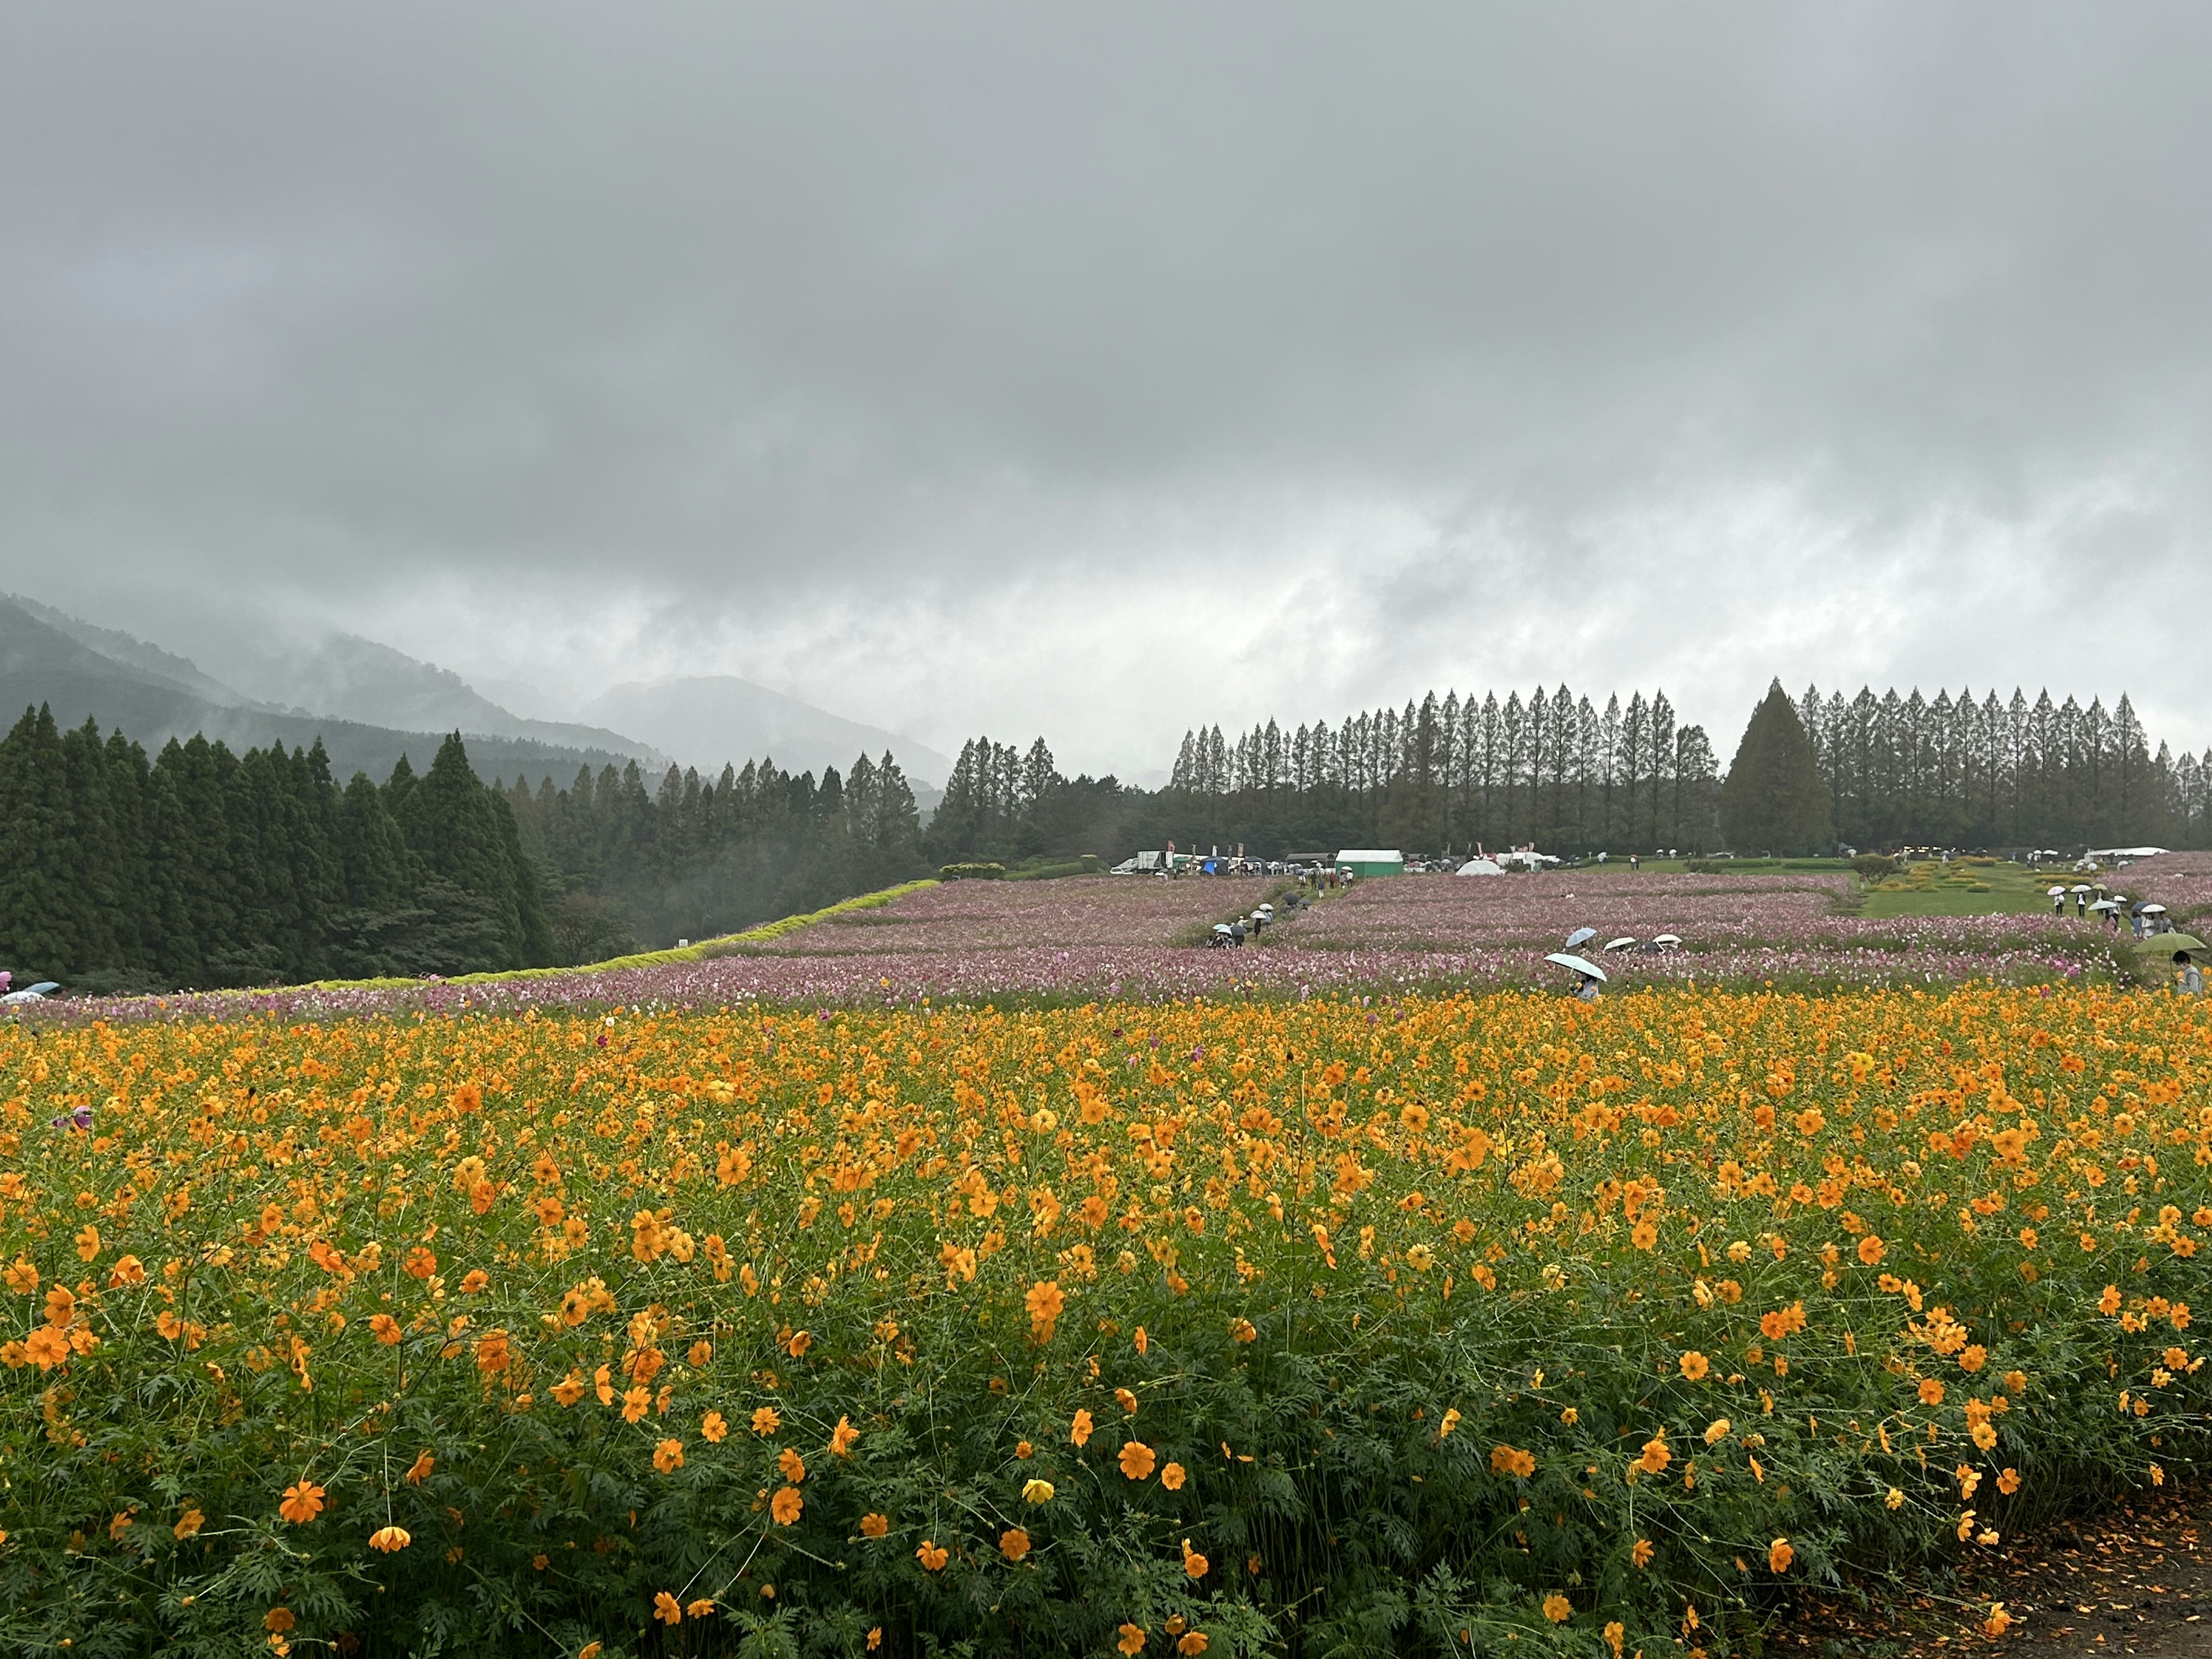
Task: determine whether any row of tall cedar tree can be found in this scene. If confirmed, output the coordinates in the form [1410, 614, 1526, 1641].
[3, 672, 2206, 988]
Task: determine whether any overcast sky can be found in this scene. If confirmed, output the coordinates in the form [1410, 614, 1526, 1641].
[4, 3, 2209, 775]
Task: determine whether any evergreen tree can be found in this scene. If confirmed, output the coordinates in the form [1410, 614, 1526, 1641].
[1720, 681, 1832, 855]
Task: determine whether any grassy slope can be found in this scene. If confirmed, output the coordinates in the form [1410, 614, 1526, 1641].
[291, 879, 939, 993]
[1857, 858, 2064, 918]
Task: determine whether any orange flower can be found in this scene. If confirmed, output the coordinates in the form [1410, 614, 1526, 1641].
[370, 1525, 412, 1552]
[999, 1527, 1032, 1562]
[702, 1410, 728, 1442]
[1134, 1326, 1148, 1355]
[622, 1387, 650, 1425]
[1118, 1625, 1147, 1655]
[551, 1371, 586, 1407]
[1542, 1593, 1571, 1623]
[406, 1451, 435, 1486]
[1115, 1387, 1140, 1414]
[653, 1439, 684, 1474]
[1176, 1635, 1209, 1657]
[1181, 1538, 1210, 1579]
[1637, 1434, 1671, 1476]
[688, 1340, 713, 1367]
[24, 1327, 69, 1369]
[173, 1507, 204, 1541]
[779, 1448, 808, 1483]
[369, 1314, 402, 1346]
[1228, 1317, 1257, 1343]
[1025, 1279, 1065, 1339]
[1768, 1538, 1794, 1574]
[687, 1599, 715, 1618]
[107, 1256, 145, 1287]
[830, 1415, 859, 1456]
[1858, 1234, 1886, 1266]
[459, 1270, 490, 1294]
[771, 1486, 803, 1525]
[1679, 1351, 1710, 1381]
[266, 1608, 296, 1633]
[1071, 1409, 1094, 1446]
[1489, 1445, 1537, 1479]
[1631, 1537, 1654, 1569]
[1997, 1468, 2021, 1495]
[1918, 1378, 1946, 1407]
[860, 1512, 891, 1538]
[654, 1590, 683, 1625]
[2099, 1285, 2122, 1316]
[916, 1539, 949, 1571]
[752, 1406, 782, 1437]
[1161, 1462, 1187, 1491]
[1983, 1604, 2012, 1638]
[1119, 1441, 1158, 1480]
[278, 1482, 325, 1524]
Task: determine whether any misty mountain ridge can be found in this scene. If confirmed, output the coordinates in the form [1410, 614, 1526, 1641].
[581, 675, 953, 792]
[0, 597, 647, 786]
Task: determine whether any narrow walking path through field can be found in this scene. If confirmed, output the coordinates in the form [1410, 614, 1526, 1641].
[1772, 1486, 2211, 1657]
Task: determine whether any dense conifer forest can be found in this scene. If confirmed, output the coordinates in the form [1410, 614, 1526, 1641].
[0, 677, 2203, 988]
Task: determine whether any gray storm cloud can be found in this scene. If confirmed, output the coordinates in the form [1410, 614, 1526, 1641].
[2, 2, 2207, 773]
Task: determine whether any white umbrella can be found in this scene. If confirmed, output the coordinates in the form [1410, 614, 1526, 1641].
[1601, 936, 1637, 951]
[1546, 952, 1608, 981]
[2142, 903, 2168, 915]
[1653, 933, 1682, 946]
[2089, 899, 2120, 912]
[2070, 884, 2093, 893]
[1564, 927, 1599, 949]
[2047, 885, 2067, 897]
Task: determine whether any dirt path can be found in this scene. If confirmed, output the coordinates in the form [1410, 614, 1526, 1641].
[1767, 1486, 2211, 1657]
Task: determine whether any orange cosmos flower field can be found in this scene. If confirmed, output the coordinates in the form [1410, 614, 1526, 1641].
[0, 986, 2206, 1656]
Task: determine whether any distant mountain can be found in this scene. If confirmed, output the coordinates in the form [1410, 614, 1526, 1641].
[213, 632, 665, 766]
[581, 676, 953, 788]
[0, 599, 645, 786]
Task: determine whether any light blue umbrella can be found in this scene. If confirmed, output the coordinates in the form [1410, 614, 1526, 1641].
[1564, 927, 1599, 950]
[1546, 952, 1608, 982]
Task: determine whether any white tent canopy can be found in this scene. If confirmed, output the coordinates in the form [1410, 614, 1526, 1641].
[1456, 858, 1505, 876]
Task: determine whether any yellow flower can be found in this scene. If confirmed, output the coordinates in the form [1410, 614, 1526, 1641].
[702, 1410, 728, 1442]
[1022, 1479, 1056, 1505]
[1541, 1593, 1571, 1624]
[653, 1438, 684, 1474]
[369, 1525, 412, 1552]
[1679, 1351, 1710, 1381]
[752, 1406, 782, 1437]
[654, 1590, 683, 1625]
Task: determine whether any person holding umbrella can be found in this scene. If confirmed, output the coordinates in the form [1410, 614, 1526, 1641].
[2048, 884, 2067, 917]
[2175, 950, 2205, 997]
[1546, 950, 1608, 1001]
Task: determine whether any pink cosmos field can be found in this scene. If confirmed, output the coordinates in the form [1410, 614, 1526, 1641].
[46, 870, 2131, 1022]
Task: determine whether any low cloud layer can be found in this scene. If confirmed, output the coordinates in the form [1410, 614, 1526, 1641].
[4, 3, 2208, 773]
